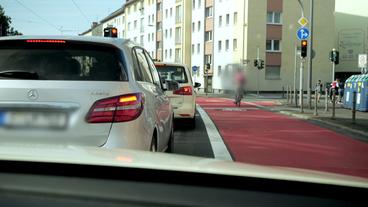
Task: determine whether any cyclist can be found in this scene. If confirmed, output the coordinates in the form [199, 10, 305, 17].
[234, 69, 246, 107]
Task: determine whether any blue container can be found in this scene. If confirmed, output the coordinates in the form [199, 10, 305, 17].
[357, 74, 368, 112]
[343, 75, 355, 109]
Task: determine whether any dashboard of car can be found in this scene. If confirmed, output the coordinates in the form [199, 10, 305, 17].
[0, 160, 365, 207]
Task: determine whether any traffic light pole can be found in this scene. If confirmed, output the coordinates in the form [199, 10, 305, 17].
[299, 57, 305, 113]
[332, 62, 335, 82]
[257, 47, 260, 98]
[307, 0, 314, 110]
[293, 45, 298, 106]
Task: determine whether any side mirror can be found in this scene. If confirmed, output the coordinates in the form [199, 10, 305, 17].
[194, 82, 201, 88]
[165, 80, 180, 91]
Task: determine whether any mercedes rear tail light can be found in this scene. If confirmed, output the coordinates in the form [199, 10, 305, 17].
[173, 86, 193, 95]
[86, 93, 144, 123]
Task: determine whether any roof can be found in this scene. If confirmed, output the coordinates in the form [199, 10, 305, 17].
[100, 6, 125, 24]
[125, 0, 140, 7]
[0, 35, 129, 47]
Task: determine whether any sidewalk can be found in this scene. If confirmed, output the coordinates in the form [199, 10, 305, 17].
[251, 98, 368, 141]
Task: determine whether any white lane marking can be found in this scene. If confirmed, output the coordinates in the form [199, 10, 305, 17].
[196, 104, 233, 161]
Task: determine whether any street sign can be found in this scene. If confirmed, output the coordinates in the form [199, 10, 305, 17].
[192, 66, 198, 72]
[298, 17, 309, 27]
[297, 27, 310, 40]
[358, 54, 367, 68]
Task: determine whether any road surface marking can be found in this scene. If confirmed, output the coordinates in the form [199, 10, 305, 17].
[196, 104, 233, 161]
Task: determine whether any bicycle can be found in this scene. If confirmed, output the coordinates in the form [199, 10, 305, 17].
[234, 88, 243, 107]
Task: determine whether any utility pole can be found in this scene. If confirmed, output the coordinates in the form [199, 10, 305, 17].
[307, 0, 314, 109]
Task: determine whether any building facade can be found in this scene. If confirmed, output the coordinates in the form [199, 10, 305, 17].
[81, 0, 336, 92]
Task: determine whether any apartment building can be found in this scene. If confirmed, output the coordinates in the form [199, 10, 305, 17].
[81, 0, 335, 92]
[191, 0, 335, 92]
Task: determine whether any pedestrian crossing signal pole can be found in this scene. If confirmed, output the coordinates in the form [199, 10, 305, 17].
[299, 40, 308, 113]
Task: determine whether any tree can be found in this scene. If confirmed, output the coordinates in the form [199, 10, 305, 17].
[0, 5, 22, 36]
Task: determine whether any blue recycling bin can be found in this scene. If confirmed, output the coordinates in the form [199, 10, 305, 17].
[343, 75, 355, 109]
[357, 74, 368, 112]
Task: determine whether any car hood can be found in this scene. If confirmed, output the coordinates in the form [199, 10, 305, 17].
[0, 145, 367, 189]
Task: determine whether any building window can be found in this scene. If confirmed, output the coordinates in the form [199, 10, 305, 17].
[219, 16, 222, 27]
[192, 22, 195, 32]
[134, 20, 137, 29]
[233, 39, 237, 51]
[225, 39, 229, 51]
[134, 37, 138, 43]
[218, 40, 222, 52]
[140, 18, 144, 32]
[170, 8, 173, 17]
[218, 65, 222, 76]
[234, 12, 238, 25]
[175, 48, 181, 62]
[265, 66, 281, 80]
[205, 31, 212, 41]
[140, 35, 144, 46]
[165, 9, 168, 18]
[134, 3, 137, 11]
[165, 49, 168, 59]
[156, 41, 162, 49]
[198, 0, 201, 8]
[192, 44, 195, 54]
[175, 5, 182, 23]
[170, 49, 172, 58]
[266, 40, 281, 51]
[152, 33, 155, 41]
[197, 43, 200, 54]
[198, 21, 201, 32]
[205, 7, 213, 18]
[165, 29, 168, 38]
[147, 33, 150, 42]
[226, 14, 230, 25]
[170, 28, 172, 37]
[157, 2, 162, 11]
[157, 22, 162, 30]
[204, 54, 212, 64]
[128, 22, 131, 31]
[148, 15, 151, 24]
[175, 27, 182, 44]
[193, 0, 195, 9]
[152, 14, 154, 23]
[267, 12, 282, 24]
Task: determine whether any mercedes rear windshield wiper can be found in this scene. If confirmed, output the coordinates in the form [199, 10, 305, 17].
[0, 70, 40, 80]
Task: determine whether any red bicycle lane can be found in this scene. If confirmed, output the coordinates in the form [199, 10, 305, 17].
[196, 97, 368, 179]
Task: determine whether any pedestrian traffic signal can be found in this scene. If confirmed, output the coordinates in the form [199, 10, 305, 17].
[104, 27, 118, 38]
[254, 59, 264, 70]
[254, 59, 258, 67]
[329, 49, 339, 65]
[301, 40, 308, 58]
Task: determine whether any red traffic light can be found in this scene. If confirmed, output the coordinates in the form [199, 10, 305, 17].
[301, 40, 308, 58]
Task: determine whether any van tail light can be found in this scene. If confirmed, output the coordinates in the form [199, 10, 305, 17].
[86, 93, 144, 123]
[173, 86, 193, 95]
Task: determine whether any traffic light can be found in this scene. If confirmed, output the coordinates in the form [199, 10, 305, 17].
[259, 60, 264, 70]
[301, 40, 308, 58]
[329, 49, 340, 65]
[254, 59, 264, 70]
[254, 59, 258, 67]
[104, 27, 118, 38]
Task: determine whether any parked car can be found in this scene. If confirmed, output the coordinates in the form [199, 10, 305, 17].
[0, 36, 176, 152]
[155, 62, 201, 127]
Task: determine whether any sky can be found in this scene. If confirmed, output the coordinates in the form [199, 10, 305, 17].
[0, 0, 367, 35]
[0, 0, 125, 35]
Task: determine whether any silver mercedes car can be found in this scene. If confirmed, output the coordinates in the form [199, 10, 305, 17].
[0, 36, 175, 152]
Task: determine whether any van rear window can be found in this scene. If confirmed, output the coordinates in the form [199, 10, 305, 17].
[0, 40, 127, 81]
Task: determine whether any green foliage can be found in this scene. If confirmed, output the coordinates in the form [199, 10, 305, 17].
[0, 5, 22, 36]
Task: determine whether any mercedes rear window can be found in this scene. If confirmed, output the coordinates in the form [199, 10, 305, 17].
[0, 40, 127, 81]
[156, 65, 188, 83]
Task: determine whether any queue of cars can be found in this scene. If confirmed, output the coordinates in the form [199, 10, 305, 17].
[0, 35, 198, 152]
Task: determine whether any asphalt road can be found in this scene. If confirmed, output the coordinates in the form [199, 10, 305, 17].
[172, 111, 214, 158]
